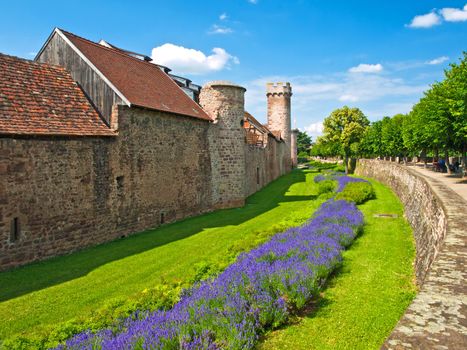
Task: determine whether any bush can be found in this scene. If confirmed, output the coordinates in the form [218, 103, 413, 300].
[316, 179, 337, 195]
[335, 181, 375, 204]
[334, 164, 345, 172]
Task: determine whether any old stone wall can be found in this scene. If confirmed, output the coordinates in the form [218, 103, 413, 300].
[356, 160, 467, 349]
[200, 82, 247, 209]
[355, 159, 447, 284]
[0, 106, 213, 270]
[244, 134, 289, 197]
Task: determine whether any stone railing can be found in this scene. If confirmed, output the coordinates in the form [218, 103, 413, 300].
[355, 159, 467, 349]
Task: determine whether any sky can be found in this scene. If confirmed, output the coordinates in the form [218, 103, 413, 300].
[1, 1, 466, 139]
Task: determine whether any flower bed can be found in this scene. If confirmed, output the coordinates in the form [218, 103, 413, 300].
[56, 199, 364, 350]
[314, 172, 368, 192]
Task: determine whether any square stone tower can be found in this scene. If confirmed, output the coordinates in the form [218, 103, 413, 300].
[266, 82, 293, 163]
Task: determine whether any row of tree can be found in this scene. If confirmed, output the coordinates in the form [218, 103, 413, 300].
[311, 52, 466, 174]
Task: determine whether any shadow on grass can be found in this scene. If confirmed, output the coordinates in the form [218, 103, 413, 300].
[0, 169, 316, 302]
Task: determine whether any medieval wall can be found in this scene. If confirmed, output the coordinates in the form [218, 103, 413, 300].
[200, 82, 247, 209]
[0, 106, 213, 270]
[244, 135, 289, 197]
[355, 159, 447, 284]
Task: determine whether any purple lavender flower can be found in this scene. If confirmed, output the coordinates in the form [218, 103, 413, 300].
[54, 198, 364, 350]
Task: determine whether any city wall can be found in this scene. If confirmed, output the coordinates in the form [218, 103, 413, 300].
[356, 159, 467, 349]
[1, 103, 290, 270]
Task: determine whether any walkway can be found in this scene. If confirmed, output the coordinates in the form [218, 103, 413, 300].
[382, 162, 467, 350]
[407, 162, 467, 202]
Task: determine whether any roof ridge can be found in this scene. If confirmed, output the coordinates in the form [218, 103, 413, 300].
[59, 29, 160, 70]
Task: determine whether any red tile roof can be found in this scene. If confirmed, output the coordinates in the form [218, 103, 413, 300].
[60, 29, 211, 121]
[244, 111, 282, 141]
[0, 53, 115, 137]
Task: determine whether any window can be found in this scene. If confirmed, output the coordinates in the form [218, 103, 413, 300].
[256, 167, 260, 185]
[116, 176, 124, 190]
[160, 212, 165, 225]
[10, 217, 20, 243]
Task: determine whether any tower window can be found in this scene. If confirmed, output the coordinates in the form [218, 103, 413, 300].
[256, 167, 260, 185]
[160, 212, 165, 225]
[10, 217, 20, 243]
[116, 176, 124, 190]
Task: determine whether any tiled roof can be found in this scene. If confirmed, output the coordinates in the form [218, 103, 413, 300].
[60, 29, 211, 121]
[0, 53, 115, 137]
[244, 111, 282, 141]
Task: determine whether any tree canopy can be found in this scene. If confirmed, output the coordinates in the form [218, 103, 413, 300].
[317, 106, 370, 173]
[358, 52, 466, 173]
[296, 130, 312, 154]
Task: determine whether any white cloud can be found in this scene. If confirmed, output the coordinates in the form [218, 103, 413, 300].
[28, 51, 37, 56]
[349, 63, 383, 73]
[427, 56, 449, 65]
[304, 121, 324, 137]
[407, 11, 441, 28]
[151, 44, 239, 75]
[208, 24, 233, 34]
[248, 0, 258, 4]
[219, 13, 228, 21]
[339, 94, 359, 102]
[440, 4, 467, 22]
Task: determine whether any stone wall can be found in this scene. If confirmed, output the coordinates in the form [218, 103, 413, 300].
[0, 106, 213, 270]
[356, 160, 467, 349]
[244, 134, 288, 197]
[266, 82, 292, 147]
[355, 159, 447, 284]
[200, 82, 247, 209]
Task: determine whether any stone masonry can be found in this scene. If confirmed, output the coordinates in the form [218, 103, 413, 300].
[199, 81, 247, 209]
[0, 80, 294, 270]
[356, 160, 467, 349]
[0, 29, 297, 270]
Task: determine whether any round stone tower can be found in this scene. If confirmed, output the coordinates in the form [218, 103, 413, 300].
[199, 81, 246, 209]
[266, 82, 292, 148]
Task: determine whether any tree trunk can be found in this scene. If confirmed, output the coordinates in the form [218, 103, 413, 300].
[422, 148, 427, 168]
[344, 153, 349, 175]
[462, 143, 467, 178]
[445, 149, 452, 174]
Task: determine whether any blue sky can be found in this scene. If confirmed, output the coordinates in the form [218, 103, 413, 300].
[1, 1, 466, 138]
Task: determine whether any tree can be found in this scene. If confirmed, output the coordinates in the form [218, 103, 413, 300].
[297, 131, 312, 154]
[322, 106, 370, 174]
[444, 52, 467, 172]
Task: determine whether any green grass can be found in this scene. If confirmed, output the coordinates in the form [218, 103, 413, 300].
[258, 179, 416, 350]
[0, 169, 323, 341]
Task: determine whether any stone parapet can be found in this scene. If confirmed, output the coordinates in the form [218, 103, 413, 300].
[356, 159, 467, 349]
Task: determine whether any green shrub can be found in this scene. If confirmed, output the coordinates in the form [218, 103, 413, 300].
[335, 182, 375, 204]
[316, 179, 337, 195]
[333, 164, 345, 172]
[309, 160, 337, 170]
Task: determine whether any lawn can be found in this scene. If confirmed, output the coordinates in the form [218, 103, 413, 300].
[258, 178, 416, 350]
[0, 169, 322, 341]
